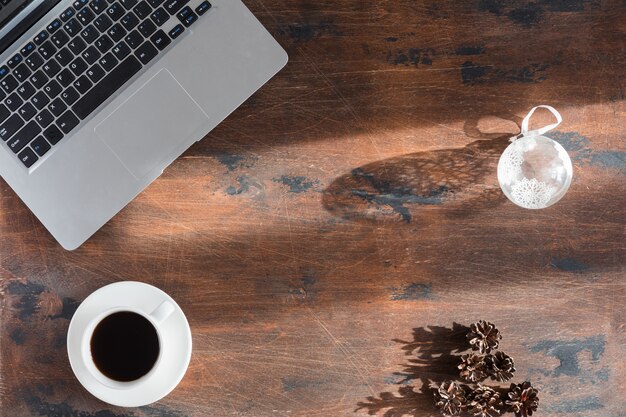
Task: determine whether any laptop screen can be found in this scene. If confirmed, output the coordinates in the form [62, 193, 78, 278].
[0, 0, 62, 54]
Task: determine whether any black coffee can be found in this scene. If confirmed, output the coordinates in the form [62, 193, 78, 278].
[90, 311, 160, 382]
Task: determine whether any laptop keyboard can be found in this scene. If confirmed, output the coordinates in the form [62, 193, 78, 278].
[0, 0, 212, 168]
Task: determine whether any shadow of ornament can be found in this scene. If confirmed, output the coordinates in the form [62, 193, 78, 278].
[323, 116, 521, 223]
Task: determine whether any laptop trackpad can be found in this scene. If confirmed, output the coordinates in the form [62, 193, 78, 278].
[95, 69, 209, 179]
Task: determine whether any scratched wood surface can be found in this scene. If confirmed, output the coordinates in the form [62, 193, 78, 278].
[1, 1, 625, 416]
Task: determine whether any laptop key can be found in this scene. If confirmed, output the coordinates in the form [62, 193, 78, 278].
[57, 68, 76, 87]
[86, 64, 106, 83]
[38, 40, 57, 59]
[70, 57, 88, 76]
[0, 75, 19, 93]
[68, 37, 88, 55]
[47, 19, 62, 33]
[81, 25, 100, 43]
[43, 80, 63, 98]
[18, 102, 37, 120]
[56, 48, 74, 66]
[95, 35, 114, 53]
[18, 147, 38, 168]
[134, 1, 152, 19]
[64, 18, 83, 37]
[74, 75, 93, 94]
[181, 12, 197, 27]
[8, 121, 41, 153]
[74, 0, 90, 10]
[60, 7, 76, 22]
[43, 124, 64, 145]
[0, 65, 9, 79]
[121, 12, 140, 30]
[51, 30, 70, 48]
[120, 0, 138, 10]
[17, 82, 36, 100]
[43, 59, 62, 77]
[108, 23, 126, 41]
[7, 54, 22, 68]
[150, 30, 170, 50]
[0, 103, 9, 123]
[5, 93, 22, 111]
[34, 31, 49, 45]
[90, 0, 108, 14]
[31, 136, 51, 156]
[125, 30, 143, 49]
[148, 0, 165, 6]
[0, 114, 25, 141]
[77, 7, 96, 25]
[20, 42, 36, 57]
[44, 79, 63, 99]
[112, 41, 131, 60]
[31, 91, 50, 110]
[99, 52, 118, 71]
[195, 1, 211, 15]
[138, 18, 156, 37]
[164, 0, 189, 15]
[43, 80, 63, 104]
[134, 41, 157, 64]
[73, 56, 141, 120]
[83, 45, 101, 64]
[35, 109, 54, 128]
[26, 52, 44, 70]
[107, 3, 125, 20]
[30, 70, 48, 89]
[13, 63, 31, 82]
[94, 14, 113, 31]
[9, 135, 30, 153]
[57, 110, 80, 133]
[48, 98, 67, 117]
[61, 86, 80, 105]
[168, 23, 184, 39]
[151, 7, 169, 25]
[176, 5, 191, 19]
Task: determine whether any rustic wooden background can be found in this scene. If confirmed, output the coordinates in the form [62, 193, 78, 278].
[1, 0, 624, 416]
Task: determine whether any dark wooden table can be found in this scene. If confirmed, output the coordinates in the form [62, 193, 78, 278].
[1, 1, 624, 416]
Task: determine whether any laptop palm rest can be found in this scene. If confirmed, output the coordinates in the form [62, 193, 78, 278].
[95, 69, 209, 179]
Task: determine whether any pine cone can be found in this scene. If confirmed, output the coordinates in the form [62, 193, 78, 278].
[468, 385, 502, 417]
[467, 320, 501, 354]
[506, 381, 539, 417]
[459, 353, 488, 383]
[485, 351, 516, 382]
[433, 380, 468, 416]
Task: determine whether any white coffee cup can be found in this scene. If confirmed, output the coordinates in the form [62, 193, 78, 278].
[67, 282, 192, 407]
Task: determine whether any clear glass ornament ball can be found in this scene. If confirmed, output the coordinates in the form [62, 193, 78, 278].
[497, 135, 573, 209]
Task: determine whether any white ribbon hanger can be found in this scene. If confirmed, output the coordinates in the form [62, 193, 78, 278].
[511, 105, 562, 141]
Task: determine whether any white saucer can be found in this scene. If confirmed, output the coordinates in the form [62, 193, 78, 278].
[67, 282, 192, 407]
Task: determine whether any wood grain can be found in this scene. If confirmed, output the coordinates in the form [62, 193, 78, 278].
[1, 0, 625, 416]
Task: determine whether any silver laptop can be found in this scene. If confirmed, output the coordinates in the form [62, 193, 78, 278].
[0, 0, 287, 249]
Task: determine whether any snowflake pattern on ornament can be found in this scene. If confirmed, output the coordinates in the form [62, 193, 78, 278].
[498, 146, 524, 184]
[510, 177, 556, 209]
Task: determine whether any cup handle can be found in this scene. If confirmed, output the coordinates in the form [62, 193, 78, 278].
[149, 300, 175, 324]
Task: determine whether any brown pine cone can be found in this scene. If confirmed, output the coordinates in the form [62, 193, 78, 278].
[433, 380, 468, 416]
[485, 351, 516, 382]
[467, 320, 501, 354]
[459, 353, 488, 383]
[468, 385, 502, 417]
[506, 381, 539, 417]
